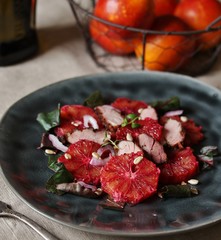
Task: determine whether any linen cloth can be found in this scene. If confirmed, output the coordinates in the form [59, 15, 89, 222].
[0, 0, 221, 239]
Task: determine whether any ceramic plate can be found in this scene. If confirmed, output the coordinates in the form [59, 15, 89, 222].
[0, 71, 221, 237]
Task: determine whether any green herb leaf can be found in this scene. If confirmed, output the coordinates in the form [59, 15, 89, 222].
[84, 91, 104, 108]
[37, 105, 60, 131]
[126, 113, 137, 120]
[121, 118, 128, 127]
[121, 113, 140, 128]
[46, 163, 73, 195]
[151, 96, 180, 114]
[131, 122, 141, 129]
[159, 184, 198, 198]
[47, 154, 63, 172]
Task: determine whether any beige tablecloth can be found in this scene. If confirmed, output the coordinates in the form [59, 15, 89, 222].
[0, 1, 221, 240]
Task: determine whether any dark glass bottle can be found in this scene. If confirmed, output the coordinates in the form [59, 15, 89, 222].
[0, 0, 38, 66]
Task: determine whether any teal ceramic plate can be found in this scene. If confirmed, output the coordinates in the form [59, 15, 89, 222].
[0, 71, 221, 237]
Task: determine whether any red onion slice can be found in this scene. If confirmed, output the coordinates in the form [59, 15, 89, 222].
[164, 110, 184, 117]
[83, 115, 99, 130]
[90, 157, 108, 166]
[77, 181, 97, 192]
[97, 145, 115, 158]
[90, 145, 115, 166]
[197, 155, 214, 166]
[48, 134, 68, 152]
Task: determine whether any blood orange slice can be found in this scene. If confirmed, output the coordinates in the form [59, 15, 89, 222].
[111, 97, 148, 115]
[58, 140, 102, 185]
[100, 152, 160, 204]
[116, 117, 163, 142]
[159, 147, 199, 185]
[55, 105, 102, 137]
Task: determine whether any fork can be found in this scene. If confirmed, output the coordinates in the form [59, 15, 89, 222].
[0, 200, 59, 240]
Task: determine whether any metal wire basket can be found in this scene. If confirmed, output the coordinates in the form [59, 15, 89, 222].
[68, 0, 221, 76]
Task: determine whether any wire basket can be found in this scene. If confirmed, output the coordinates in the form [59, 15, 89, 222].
[68, 0, 221, 76]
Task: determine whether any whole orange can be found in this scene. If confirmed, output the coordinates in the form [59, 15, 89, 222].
[154, 0, 179, 17]
[89, 19, 138, 55]
[135, 16, 196, 72]
[174, 0, 221, 50]
[89, 0, 155, 55]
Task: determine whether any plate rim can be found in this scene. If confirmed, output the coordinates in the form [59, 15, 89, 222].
[1, 70, 221, 237]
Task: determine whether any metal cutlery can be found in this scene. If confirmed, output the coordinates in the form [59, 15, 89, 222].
[0, 200, 59, 240]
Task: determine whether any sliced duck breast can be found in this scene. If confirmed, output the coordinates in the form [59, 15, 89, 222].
[67, 128, 110, 145]
[95, 105, 124, 131]
[164, 118, 185, 146]
[138, 133, 167, 164]
[117, 140, 142, 156]
[139, 106, 158, 120]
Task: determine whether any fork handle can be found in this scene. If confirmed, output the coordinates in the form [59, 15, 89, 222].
[1, 208, 60, 240]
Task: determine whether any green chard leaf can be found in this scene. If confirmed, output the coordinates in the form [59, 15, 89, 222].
[36, 104, 60, 131]
[46, 163, 73, 195]
[151, 96, 180, 114]
[159, 184, 199, 198]
[47, 154, 63, 172]
[84, 90, 104, 108]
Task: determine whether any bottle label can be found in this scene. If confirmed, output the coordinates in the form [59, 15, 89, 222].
[0, 0, 34, 42]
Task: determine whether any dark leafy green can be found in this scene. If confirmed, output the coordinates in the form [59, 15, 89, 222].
[159, 184, 198, 198]
[84, 91, 104, 108]
[151, 96, 180, 114]
[47, 154, 63, 172]
[36, 105, 60, 131]
[46, 163, 73, 195]
[99, 197, 125, 211]
[39, 133, 54, 149]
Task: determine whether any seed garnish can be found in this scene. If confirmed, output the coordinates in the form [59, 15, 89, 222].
[126, 133, 133, 141]
[133, 156, 143, 165]
[45, 149, 56, 155]
[64, 153, 72, 159]
[92, 152, 100, 159]
[187, 179, 199, 185]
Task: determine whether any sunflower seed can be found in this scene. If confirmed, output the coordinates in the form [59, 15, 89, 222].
[92, 152, 100, 159]
[188, 179, 199, 185]
[133, 156, 143, 165]
[180, 116, 188, 122]
[138, 108, 144, 114]
[64, 153, 72, 159]
[126, 133, 133, 141]
[45, 149, 56, 155]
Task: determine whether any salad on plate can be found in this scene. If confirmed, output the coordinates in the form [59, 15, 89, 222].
[37, 91, 218, 210]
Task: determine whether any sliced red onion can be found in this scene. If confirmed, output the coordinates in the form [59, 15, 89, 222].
[90, 157, 108, 166]
[200, 146, 219, 156]
[77, 181, 97, 192]
[197, 155, 214, 166]
[197, 146, 219, 168]
[97, 145, 115, 158]
[164, 110, 184, 117]
[48, 134, 68, 152]
[83, 115, 99, 130]
[90, 145, 115, 166]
